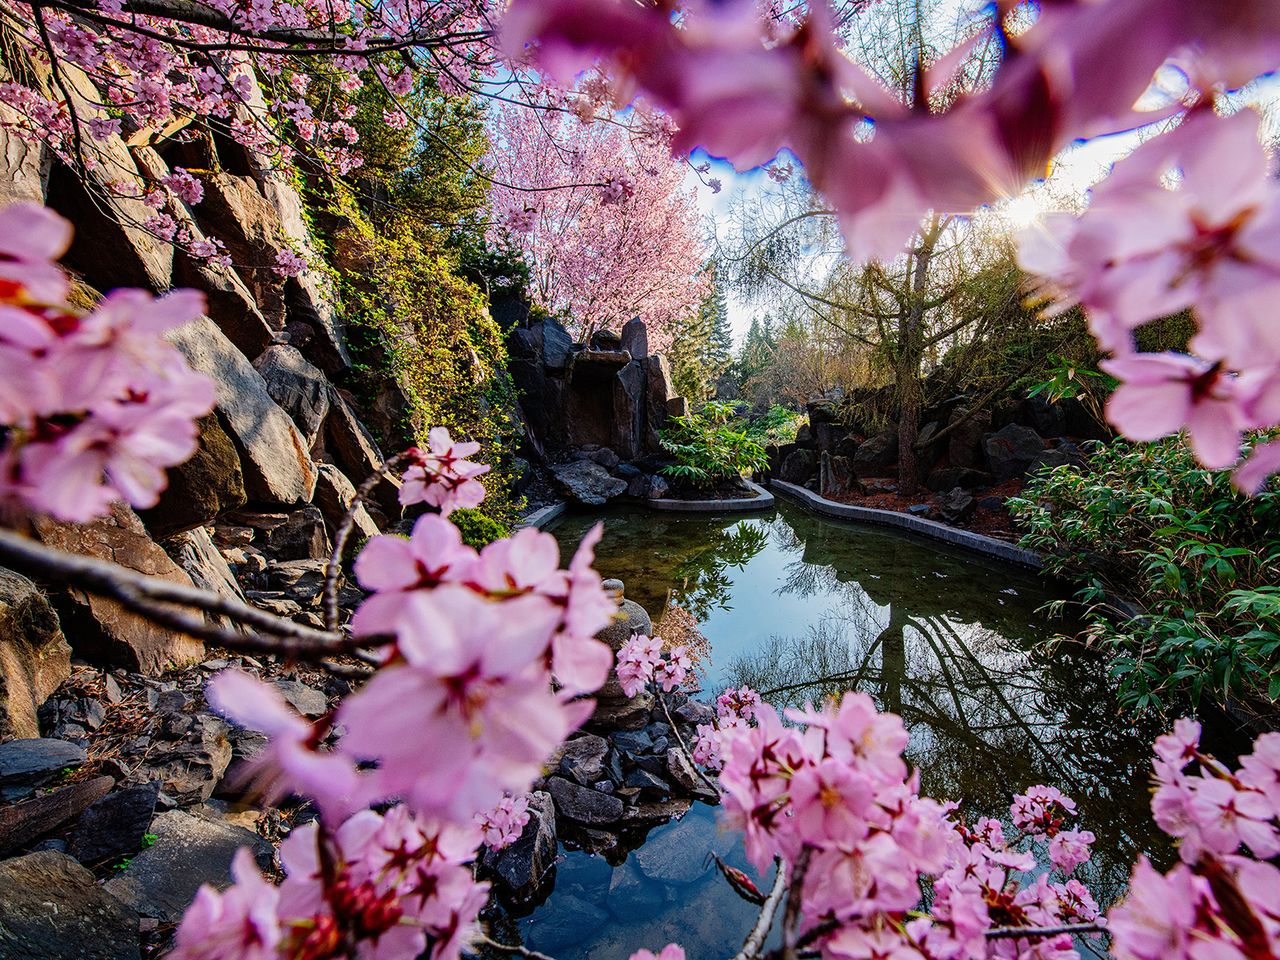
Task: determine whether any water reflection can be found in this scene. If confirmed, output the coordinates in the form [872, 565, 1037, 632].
[524, 502, 1175, 958]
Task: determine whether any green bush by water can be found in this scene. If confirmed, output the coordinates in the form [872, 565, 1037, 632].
[1009, 437, 1280, 717]
[659, 401, 769, 489]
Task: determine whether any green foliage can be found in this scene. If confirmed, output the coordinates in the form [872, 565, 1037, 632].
[669, 263, 734, 399]
[450, 508, 509, 548]
[301, 71, 523, 529]
[659, 401, 769, 489]
[1009, 437, 1280, 716]
[745, 404, 805, 445]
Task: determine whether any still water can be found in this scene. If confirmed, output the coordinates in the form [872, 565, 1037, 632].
[507, 501, 1172, 960]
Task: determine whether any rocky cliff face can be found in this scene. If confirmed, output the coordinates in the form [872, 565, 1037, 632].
[510, 315, 690, 506]
[0, 42, 402, 736]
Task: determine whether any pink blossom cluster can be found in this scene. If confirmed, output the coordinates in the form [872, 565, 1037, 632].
[173, 806, 488, 960]
[397, 427, 490, 516]
[1018, 108, 1280, 490]
[272, 249, 309, 278]
[0, 203, 215, 522]
[1108, 719, 1280, 960]
[476, 794, 531, 851]
[691, 684, 763, 768]
[615, 634, 692, 696]
[177, 449, 617, 957]
[628, 946, 686, 960]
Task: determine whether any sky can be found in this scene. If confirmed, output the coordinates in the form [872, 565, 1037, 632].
[686, 66, 1280, 348]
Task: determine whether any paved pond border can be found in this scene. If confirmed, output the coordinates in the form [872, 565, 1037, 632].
[519, 501, 569, 529]
[646, 479, 775, 513]
[769, 478, 1043, 569]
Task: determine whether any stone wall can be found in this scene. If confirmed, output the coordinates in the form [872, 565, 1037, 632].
[509, 315, 690, 506]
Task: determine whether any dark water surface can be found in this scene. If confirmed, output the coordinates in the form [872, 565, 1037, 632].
[511, 502, 1171, 960]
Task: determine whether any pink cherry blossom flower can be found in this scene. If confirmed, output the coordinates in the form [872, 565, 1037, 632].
[1108, 858, 1208, 960]
[476, 794, 531, 850]
[1011, 786, 1077, 838]
[1048, 829, 1095, 875]
[1099, 353, 1245, 469]
[399, 426, 490, 516]
[272, 248, 307, 277]
[0, 203, 73, 303]
[170, 848, 281, 960]
[654, 644, 692, 692]
[629, 946, 685, 960]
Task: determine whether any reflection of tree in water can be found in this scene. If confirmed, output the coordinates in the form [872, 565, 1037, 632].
[724, 583, 1170, 910]
[671, 522, 769, 620]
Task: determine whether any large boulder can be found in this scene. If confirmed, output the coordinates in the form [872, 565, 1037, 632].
[313, 463, 381, 543]
[33, 504, 205, 674]
[613, 360, 647, 460]
[322, 392, 401, 518]
[0, 738, 86, 802]
[778, 448, 818, 485]
[0, 776, 114, 856]
[983, 424, 1047, 481]
[105, 809, 273, 922]
[484, 790, 557, 899]
[68, 781, 161, 866]
[140, 413, 247, 538]
[162, 527, 246, 630]
[540, 316, 575, 372]
[252, 344, 331, 448]
[0, 851, 141, 960]
[936, 487, 977, 523]
[620, 317, 650, 358]
[546, 775, 624, 824]
[167, 316, 318, 505]
[820, 452, 861, 498]
[852, 431, 899, 478]
[643, 355, 676, 454]
[552, 460, 627, 506]
[0, 568, 71, 740]
[947, 408, 990, 469]
[0, 109, 50, 206]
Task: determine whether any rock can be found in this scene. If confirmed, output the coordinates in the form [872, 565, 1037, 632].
[0, 776, 114, 855]
[925, 466, 995, 492]
[977, 495, 1005, 511]
[620, 317, 650, 358]
[313, 463, 380, 543]
[834, 434, 861, 460]
[1018, 395, 1066, 437]
[666, 748, 718, 803]
[259, 505, 331, 560]
[947, 408, 990, 469]
[32, 504, 204, 674]
[540, 317, 575, 371]
[589, 447, 621, 470]
[105, 809, 273, 922]
[667, 396, 689, 419]
[907, 504, 933, 517]
[571, 349, 633, 386]
[559, 734, 609, 786]
[646, 475, 671, 500]
[525, 893, 609, 955]
[982, 424, 1047, 481]
[820, 452, 861, 497]
[624, 767, 670, 798]
[167, 316, 317, 505]
[485, 791, 556, 899]
[163, 527, 247, 630]
[272, 679, 327, 717]
[607, 858, 664, 918]
[323, 391, 401, 518]
[140, 413, 247, 538]
[1028, 446, 1085, 477]
[265, 559, 331, 604]
[852, 431, 899, 478]
[779, 448, 818, 484]
[616, 462, 641, 479]
[0, 568, 71, 740]
[252, 344, 331, 447]
[0, 851, 140, 960]
[634, 812, 716, 884]
[590, 329, 624, 351]
[621, 797, 694, 825]
[547, 775, 624, 824]
[552, 460, 628, 506]
[936, 488, 976, 523]
[0, 108, 50, 207]
[613, 360, 647, 461]
[172, 254, 275, 361]
[643, 356, 677, 454]
[673, 699, 714, 726]
[612, 729, 653, 755]
[0, 739, 86, 801]
[132, 714, 231, 805]
[67, 782, 160, 865]
[795, 423, 814, 447]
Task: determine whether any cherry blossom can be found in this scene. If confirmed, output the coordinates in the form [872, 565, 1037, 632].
[398, 427, 490, 516]
[629, 946, 686, 960]
[476, 794, 531, 850]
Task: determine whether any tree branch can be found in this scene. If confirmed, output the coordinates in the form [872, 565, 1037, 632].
[734, 860, 789, 960]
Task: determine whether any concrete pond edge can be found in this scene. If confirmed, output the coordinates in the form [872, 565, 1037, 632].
[645, 479, 775, 513]
[769, 479, 1043, 570]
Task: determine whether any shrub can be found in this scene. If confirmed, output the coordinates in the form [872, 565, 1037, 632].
[1009, 437, 1280, 716]
[659, 401, 769, 489]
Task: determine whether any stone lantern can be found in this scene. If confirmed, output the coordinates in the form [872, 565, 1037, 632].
[590, 578, 653, 730]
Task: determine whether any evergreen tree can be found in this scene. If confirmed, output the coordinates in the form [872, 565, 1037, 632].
[669, 262, 735, 399]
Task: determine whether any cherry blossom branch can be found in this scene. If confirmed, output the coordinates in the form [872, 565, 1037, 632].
[323, 450, 411, 632]
[0, 527, 384, 657]
[655, 690, 721, 798]
[985, 923, 1106, 940]
[476, 934, 560, 960]
[779, 847, 812, 960]
[732, 859, 789, 960]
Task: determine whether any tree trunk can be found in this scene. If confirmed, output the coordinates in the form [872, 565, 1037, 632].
[896, 217, 940, 497]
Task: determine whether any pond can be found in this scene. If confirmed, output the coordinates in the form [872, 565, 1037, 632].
[506, 501, 1176, 960]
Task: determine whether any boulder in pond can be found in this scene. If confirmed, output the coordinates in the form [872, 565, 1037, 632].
[634, 811, 716, 884]
[485, 791, 557, 899]
[552, 460, 627, 506]
[558, 734, 609, 786]
[547, 775, 624, 824]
